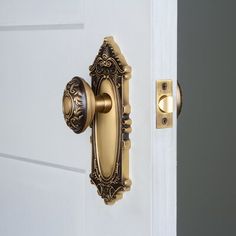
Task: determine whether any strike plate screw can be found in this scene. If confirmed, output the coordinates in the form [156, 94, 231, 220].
[162, 82, 167, 90]
[162, 117, 168, 125]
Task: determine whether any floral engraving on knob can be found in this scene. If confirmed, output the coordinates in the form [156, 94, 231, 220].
[63, 77, 87, 134]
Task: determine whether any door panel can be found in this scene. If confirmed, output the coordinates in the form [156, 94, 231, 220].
[0, 30, 90, 168]
[0, 157, 85, 236]
[0, 0, 177, 235]
[0, 0, 84, 27]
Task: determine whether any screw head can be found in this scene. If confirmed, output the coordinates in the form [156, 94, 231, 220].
[162, 117, 168, 125]
[162, 82, 167, 90]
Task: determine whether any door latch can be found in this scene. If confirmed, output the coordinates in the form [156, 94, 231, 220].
[156, 80, 182, 129]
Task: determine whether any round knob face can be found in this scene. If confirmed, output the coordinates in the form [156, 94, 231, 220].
[63, 77, 94, 134]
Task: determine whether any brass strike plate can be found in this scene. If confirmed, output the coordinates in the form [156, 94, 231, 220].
[156, 80, 173, 129]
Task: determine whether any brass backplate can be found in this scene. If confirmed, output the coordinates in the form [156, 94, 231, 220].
[156, 80, 173, 129]
[89, 37, 132, 204]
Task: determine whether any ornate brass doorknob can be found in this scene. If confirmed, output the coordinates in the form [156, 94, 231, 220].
[62, 37, 132, 204]
[62, 76, 112, 134]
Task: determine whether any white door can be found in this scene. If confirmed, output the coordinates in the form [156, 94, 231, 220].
[0, 0, 177, 236]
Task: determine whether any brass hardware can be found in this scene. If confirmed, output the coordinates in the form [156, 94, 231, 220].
[63, 77, 112, 133]
[177, 82, 183, 117]
[156, 80, 183, 129]
[156, 80, 173, 129]
[158, 96, 174, 114]
[62, 36, 132, 204]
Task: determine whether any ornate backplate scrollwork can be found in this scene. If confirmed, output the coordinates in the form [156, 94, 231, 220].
[89, 37, 132, 204]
